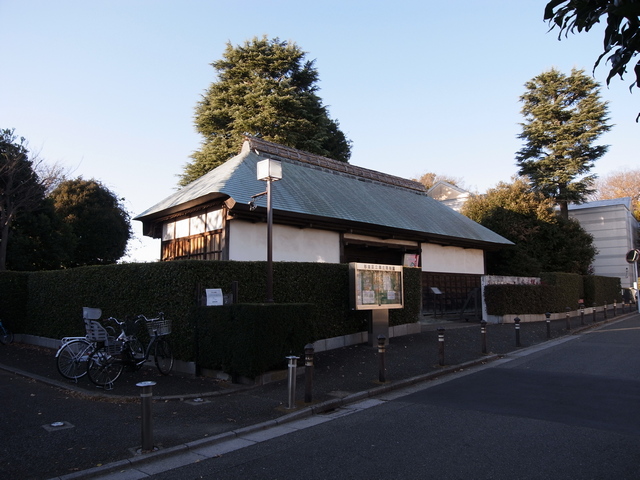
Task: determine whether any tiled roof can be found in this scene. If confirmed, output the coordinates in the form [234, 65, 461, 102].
[135, 137, 512, 248]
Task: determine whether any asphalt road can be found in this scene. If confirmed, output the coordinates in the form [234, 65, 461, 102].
[143, 315, 640, 480]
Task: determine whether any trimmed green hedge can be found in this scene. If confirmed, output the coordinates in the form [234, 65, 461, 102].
[192, 303, 317, 378]
[485, 273, 622, 315]
[0, 261, 422, 373]
[0, 271, 28, 331]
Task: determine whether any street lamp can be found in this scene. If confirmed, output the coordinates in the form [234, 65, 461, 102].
[257, 159, 282, 303]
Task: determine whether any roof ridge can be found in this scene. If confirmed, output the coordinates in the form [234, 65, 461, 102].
[244, 135, 426, 192]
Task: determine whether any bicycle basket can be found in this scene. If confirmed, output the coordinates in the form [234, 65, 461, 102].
[105, 340, 124, 355]
[147, 318, 171, 336]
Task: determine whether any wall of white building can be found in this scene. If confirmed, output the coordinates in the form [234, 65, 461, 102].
[229, 221, 341, 263]
[421, 243, 484, 274]
[569, 203, 638, 289]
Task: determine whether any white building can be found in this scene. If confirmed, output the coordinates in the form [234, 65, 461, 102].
[569, 198, 639, 294]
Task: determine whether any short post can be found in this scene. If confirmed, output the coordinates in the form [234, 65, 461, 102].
[514, 317, 521, 347]
[604, 302, 608, 320]
[592, 303, 597, 323]
[545, 312, 551, 339]
[580, 303, 585, 325]
[437, 328, 445, 366]
[565, 307, 571, 331]
[137, 381, 156, 453]
[304, 344, 314, 403]
[480, 320, 487, 354]
[613, 300, 617, 317]
[377, 335, 386, 383]
[286, 355, 299, 409]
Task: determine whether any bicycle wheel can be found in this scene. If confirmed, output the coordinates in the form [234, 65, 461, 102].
[87, 346, 124, 388]
[0, 327, 13, 345]
[154, 338, 174, 375]
[56, 339, 92, 380]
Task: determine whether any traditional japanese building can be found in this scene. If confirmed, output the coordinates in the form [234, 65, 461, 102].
[135, 136, 512, 313]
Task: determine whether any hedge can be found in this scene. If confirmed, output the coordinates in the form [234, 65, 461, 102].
[0, 261, 422, 375]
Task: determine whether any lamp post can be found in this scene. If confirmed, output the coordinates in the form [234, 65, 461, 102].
[257, 159, 282, 303]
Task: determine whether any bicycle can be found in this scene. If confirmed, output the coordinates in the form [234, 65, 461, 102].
[55, 307, 118, 381]
[86, 313, 174, 388]
[0, 319, 13, 345]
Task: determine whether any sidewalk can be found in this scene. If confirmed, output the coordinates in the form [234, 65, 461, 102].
[0, 312, 632, 480]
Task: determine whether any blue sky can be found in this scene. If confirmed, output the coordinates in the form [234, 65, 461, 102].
[1, 1, 637, 261]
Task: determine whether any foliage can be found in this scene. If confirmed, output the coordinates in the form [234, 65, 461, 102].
[181, 36, 352, 185]
[591, 168, 640, 220]
[0, 271, 28, 330]
[484, 272, 620, 315]
[412, 172, 464, 190]
[462, 178, 597, 275]
[7, 198, 76, 271]
[544, 0, 640, 120]
[49, 178, 132, 267]
[193, 304, 317, 378]
[0, 129, 46, 270]
[516, 68, 611, 219]
[5, 261, 421, 366]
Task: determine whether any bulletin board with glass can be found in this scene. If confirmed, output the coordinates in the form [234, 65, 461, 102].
[349, 263, 404, 310]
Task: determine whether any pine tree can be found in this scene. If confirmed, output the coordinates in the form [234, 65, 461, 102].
[516, 68, 611, 219]
[181, 36, 352, 186]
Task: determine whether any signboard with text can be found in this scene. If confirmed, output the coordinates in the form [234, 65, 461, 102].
[349, 263, 404, 310]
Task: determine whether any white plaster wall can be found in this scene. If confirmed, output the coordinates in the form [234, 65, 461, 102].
[421, 243, 484, 274]
[229, 221, 341, 263]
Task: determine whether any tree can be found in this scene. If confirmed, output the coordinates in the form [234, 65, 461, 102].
[181, 36, 352, 186]
[544, 0, 640, 120]
[461, 178, 597, 276]
[516, 68, 611, 220]
[412, 172, 465, 190]
[6, 197, 75, 271]
[0, 129, 46, 270]
[591, 167, 640, 220]
[49, 178, 132, 267]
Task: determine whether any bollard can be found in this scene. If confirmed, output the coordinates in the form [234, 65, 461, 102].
[604, 302, 608, 320]
[565, 307, 571, 331]
[437, 328, 445, 366]
[545, 312, 551, 339]
[137, 381, 156, 453]
[304, 344, 314, 404]
[613, 300, 617, 317]
[580, 304, 585, 325]
[286, 355, 299, 409]
[377, 335, 386, 383]
[514, 317, 521, 347]
[480, 320, 487, 354]
[592, 303, 597, 323]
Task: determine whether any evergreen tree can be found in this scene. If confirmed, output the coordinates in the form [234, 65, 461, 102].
[461, 178, 597, 276]
[49, 178, 132, 267]
[181, 36, 352, 186]
[0, 129, 45, 270]
[516, 68, 611, 219]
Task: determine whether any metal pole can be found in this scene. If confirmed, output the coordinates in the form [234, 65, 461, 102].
[438, 328, 445, 366]
[580, 305, 585, 325]
[137, 381, 156, 453]
[604, 302, 608, 320]
[480, 320, 487, 354]
[266, 179, 274, 303]
[514, 317, 521, 347]
[304, 344, 314, 403]
[592, 303, 597, 323]
[286, 356, 298, 409]
[377, 335, 386, 383]
[565, 307, 571, 331]
[613, 300, 617, 317]
[545, 312, 551, 339]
